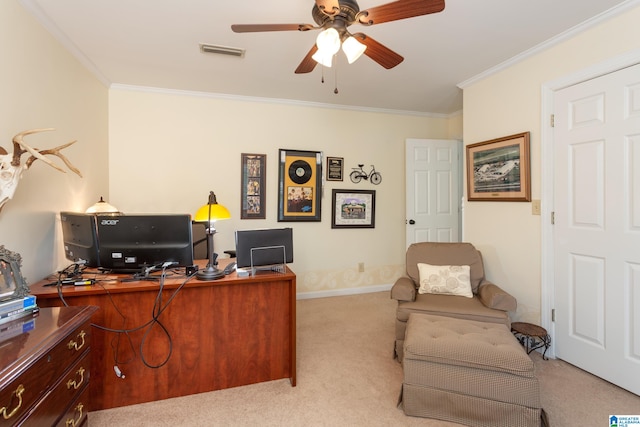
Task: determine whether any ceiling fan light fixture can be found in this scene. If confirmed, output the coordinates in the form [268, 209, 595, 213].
[311, 49, 334, 67]
[315, 28, 341, 55]
[342, 36, 367, 64]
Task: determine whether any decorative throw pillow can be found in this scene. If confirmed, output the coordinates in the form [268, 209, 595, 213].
[417, 263, 473, 298]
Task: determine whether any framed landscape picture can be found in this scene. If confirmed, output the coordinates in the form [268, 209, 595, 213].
[331, 189, 376, 229]
[466, 132, 531, 202]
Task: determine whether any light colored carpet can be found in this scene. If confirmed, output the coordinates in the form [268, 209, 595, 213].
[88, 291, 639, 426]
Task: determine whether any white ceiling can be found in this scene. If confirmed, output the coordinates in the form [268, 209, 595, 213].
[20, 0, 631, 115]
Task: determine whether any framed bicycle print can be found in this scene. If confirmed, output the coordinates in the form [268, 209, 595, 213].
[466, 132, 531, 202]
[331, 189, 376, 229]
[278, 149, 322, 222]
[240, 153, 266, 219]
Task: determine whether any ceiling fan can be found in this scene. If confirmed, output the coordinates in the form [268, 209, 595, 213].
[231, 0, 445, 74]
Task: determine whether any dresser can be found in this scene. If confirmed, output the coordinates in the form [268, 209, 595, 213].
[0, 306, 97, 426]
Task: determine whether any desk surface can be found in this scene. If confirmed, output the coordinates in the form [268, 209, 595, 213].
[32, 258, 289, 296]
[30, 259, 297, 410]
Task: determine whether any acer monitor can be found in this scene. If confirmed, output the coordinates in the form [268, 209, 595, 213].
[96, 214, 194, 273]
[60, 212, 100, 267]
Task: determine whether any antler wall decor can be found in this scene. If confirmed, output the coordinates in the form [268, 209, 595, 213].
[0, 128, 82, 212]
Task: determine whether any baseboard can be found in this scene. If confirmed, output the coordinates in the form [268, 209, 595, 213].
[296, 283, 393, 300]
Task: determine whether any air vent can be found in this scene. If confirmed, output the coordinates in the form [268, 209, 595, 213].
[200, 43, 245, 57]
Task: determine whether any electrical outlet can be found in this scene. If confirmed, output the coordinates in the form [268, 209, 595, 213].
[532, 199, 541, 215]
[358, 262, 365, 273]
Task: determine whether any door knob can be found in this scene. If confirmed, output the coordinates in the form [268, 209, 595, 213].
[409, 219, 416, 225]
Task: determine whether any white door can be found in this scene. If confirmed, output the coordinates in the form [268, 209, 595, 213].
[553, 63, 640, 395]
[405, 139, 461, 247]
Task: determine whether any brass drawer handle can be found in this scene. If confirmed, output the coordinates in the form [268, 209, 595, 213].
[65, 402, 83, 427]
[66, 367, 86, 390]
[67, 330, 86, 351]
[0, 384, 25, 420]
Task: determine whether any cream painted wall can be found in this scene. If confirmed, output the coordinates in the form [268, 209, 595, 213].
[0, 1, 109, 284]
[462, 5, 640, 323]
[108, 87, 460, 294]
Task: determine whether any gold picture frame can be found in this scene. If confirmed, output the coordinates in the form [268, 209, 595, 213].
[466, 132, 531, 202]
[278, 149, 322, 222]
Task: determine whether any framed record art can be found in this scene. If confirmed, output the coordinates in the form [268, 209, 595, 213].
[240, 153, 266, 219]
[278, 149, 322, 222]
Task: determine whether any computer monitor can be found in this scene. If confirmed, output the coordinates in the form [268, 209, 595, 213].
[191, 221, 208, 260]
[235, 228, 293, 269]
[96, 214, 194, 273]
[60, 212, 100, 267]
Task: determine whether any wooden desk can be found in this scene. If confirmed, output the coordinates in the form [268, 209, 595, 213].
[30, 261, 296, 410]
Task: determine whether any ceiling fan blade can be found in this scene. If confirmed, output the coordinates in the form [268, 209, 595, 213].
[295, 45, 319, 74]
[315, 0, 340, 16]
[353, 33, 404, 69]
[358, 0, 445, 26]
[231, 23, 315, 33]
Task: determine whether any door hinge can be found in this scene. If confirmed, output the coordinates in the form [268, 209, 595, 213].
[550, 114, 555, 127]
[552, 309, 555, 322]
[551, 211, 555, 224]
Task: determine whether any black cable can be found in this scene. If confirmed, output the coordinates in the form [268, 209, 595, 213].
[139, 265, 173, 369]
[51, 261, 197, 371]
[88, 266, 198, 369]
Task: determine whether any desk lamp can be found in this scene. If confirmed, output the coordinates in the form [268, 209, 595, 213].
[194, 191, 230, 280]
[85, 196, 120, 214]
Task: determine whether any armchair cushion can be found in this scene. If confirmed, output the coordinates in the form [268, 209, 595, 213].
[417, 264, 472, 298]
[396, 293, 511, 326]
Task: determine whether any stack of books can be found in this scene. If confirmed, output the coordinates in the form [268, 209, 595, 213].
[0, 312, 36, 343]
[0, 295, 39, 326]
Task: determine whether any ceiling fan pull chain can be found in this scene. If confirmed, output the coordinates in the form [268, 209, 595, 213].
[334, 56, 339, 94]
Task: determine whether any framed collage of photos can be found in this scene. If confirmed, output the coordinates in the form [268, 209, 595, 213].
[240, 153, 266, 219]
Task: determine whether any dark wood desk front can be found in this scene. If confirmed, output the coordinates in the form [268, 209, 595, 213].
[30, 261, 296, 410]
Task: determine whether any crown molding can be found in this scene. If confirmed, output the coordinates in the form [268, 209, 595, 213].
[18, 0, 111, 88]
[457, 0, 640, 89]
[109, 84, 453, 118]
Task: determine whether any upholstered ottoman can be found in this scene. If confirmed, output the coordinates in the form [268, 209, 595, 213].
[400, 313, 541, 427]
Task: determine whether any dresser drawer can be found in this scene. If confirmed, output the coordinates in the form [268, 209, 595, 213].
[20, 350, 90, 427]
[0, 320, 92, 426]
[56, 386, 89, 427]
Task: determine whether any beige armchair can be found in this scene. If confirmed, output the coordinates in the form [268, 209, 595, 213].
[391, 242, 517, 359]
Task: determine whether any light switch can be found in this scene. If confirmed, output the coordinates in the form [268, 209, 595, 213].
[532, 200, 541, 215]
